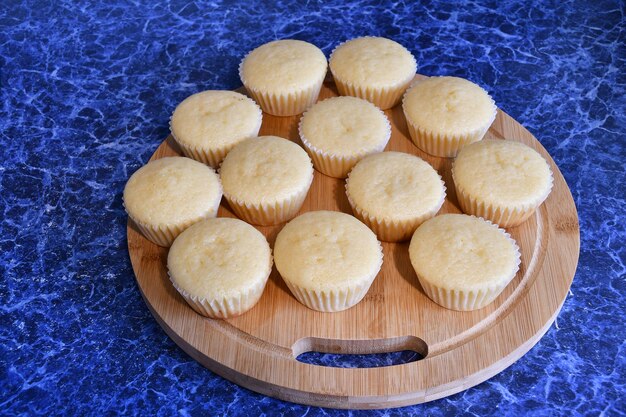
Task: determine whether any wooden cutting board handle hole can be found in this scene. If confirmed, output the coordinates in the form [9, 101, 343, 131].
[291, 335, 428, 367]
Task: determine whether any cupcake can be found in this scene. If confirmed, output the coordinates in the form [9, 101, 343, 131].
[402, 76, 497, 157]
[167, 218, 272, 318]
[239, 39, 327, 116]
[452, 139, 553, 227]
[298, 96, 391, 178]
[170, 90, 262, 168]
[346, 152, 446, 242]
[219, 136, 314, 225]
[329, 36, 417, 109]
[409, 214, 521, 311]
[123, 157, 222, 247]
[274, 211, 383, 312]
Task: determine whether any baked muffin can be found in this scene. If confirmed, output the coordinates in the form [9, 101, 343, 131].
[170, 90, 262, 168]
[346, 152, 446, 242]
[402, 76, 497, 157]
[298, 96, 391, 178]
[452, 139, 553, 227]
[239, 39, 327, 116]
[167, 218, 272, 318]
[219, 136, 314, 225]
[329, 36, 416, 109]
[123, 157, 222, 246]
[409, 214, 521, 311]
[274, 211, 383, 312]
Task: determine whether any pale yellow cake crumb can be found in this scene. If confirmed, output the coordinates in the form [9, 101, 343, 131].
[330, 37, 416, 89]
[453, 139, 553, 208]
[240, 40, 327, 93]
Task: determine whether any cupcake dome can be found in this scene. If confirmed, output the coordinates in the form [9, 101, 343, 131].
[346, 151, 446, 242]
[452, 139, 553, 227]
[239, 39, 327, 116]
[167, 218, 272, 318]
[409, 214, 521, 311]
[170, 90, 262, 168]
[402, 76, 497, 157]
[329, 36, 417, 109]
[274, 211, 383, 312]
[299, 96, 391, 178]
[219, 136, 314, 225]
[123, 157, 222, 247]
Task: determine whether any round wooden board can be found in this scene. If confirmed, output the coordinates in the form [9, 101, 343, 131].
[127, 77, 580, 409]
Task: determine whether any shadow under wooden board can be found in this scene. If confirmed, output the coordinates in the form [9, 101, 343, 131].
[127, 76, 580, 409]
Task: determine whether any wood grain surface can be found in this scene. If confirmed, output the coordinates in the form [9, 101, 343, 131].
[127, 77, 580, 409]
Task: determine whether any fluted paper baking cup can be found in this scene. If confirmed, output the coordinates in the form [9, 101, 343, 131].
[169, 106, 262, 168]
[345, 181, 446, 242]
[418, 279, 510, 311]
[224, 179, 312, 226]
[283, 280, 374, 312]
[303, 148, 360, 178]
[171, 138, 230, 169]
[332, 74, 413, 110]
[169, 266, 271, 319]
[127, 214, 202, 247]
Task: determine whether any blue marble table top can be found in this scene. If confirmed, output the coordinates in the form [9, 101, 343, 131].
[1, 0, 624, 415]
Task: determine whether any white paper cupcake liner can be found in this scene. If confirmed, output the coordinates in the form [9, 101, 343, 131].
[223, 177, 313, 226]
[168, 259, 272, 319]
[125, 196, 221, 247]
[170, 136, 229, 169]
[127, 214, 187, 247]
[239, 55, 326, 117]
[416, 217, 521, 311]
[452, 160, 554, 228]
[345, 176, 446, 242]
[168, 102, 262, 168]
[418, 280, 509, 311]
[329, 37, 417, 110]
[332, 74, 414, 110]
[302, 147, 361, 179]
[282, 247, 383, 312]
[401, 81, 497, 158]
[283, 280, 372, 313]
[298, 103, 391, 178]
[332, 75, 414, 110]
